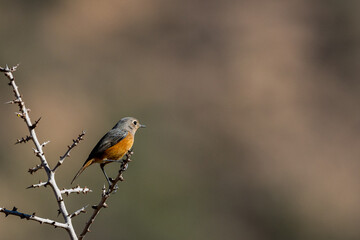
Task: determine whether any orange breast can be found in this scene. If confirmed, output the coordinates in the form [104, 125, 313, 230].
[100, 132, 134, 161]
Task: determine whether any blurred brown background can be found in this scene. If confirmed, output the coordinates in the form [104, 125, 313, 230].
[0, 0, 360, 239]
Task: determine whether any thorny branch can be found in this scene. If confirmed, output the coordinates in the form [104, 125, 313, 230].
[1, 64, 138, 240]
[61, 186, 92, 196]
[0, 207, 68, 229]
[53, 131, 86, 172]
[79, 150, 134, 240]
[28, 163, 44, 174]
[1, 64, 79, 239]
[15, 135, 32, 144]
[69, 205, 88, 218]
[26, 181, 49, 189]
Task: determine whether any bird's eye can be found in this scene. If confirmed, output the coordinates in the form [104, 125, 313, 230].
[133, 120, 137, 125]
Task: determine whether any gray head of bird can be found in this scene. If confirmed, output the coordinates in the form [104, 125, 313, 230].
[114, 117, 146, 134]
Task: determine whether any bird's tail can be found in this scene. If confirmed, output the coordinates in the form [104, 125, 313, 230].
[71, 159, 94, 184]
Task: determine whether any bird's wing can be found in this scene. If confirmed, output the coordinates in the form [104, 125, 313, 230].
[86, 129, 128, 161]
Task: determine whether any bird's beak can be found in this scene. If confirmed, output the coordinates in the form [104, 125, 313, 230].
[140, 124, 146, 128]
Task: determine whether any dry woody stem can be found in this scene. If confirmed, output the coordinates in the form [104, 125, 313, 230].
[53, 131, 86, 172]
[1, 65, 80, 239]
[1, 64, 135, 240]
[61, 186, 92, 196]
[0, 207, 68, 229]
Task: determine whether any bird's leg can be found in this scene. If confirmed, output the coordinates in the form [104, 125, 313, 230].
[100, 163, 119, 192]
[100, 163, 112, 187]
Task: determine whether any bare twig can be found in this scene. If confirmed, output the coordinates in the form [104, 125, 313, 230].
[0, 64, 19, 73]
[69, 205, 88, 218]
[79, 150, 134, 240]
[26, 181, 49, 189]
[15, 135, 32, 144]
[2, 65, 78, 239]
[61, 186, 92, 196]
[5, 99, 21, 104]
[0, 207, 68, 229]
[28, 163, 44, 174]
[53, 131, 85, 172]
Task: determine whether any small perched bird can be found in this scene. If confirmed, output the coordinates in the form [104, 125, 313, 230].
[71, 117, 145, 186]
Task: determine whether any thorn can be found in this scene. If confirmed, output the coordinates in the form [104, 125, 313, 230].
[32, 212, 36, 216]
[57, 209, 61, 217]
[12, 207, 18, 212]
[30, 117, 41, 130]
[41, 141, 50, 147]
[102, 203, 108, 208]
[91, 205, 97, 210]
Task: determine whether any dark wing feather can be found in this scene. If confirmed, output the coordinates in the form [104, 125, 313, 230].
[86, 129, 128, 161]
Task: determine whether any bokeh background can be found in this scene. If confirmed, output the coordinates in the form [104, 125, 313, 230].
[0, 1, 360, 239]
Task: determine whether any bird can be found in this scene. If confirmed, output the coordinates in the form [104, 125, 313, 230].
[71, 117, 145, 186]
